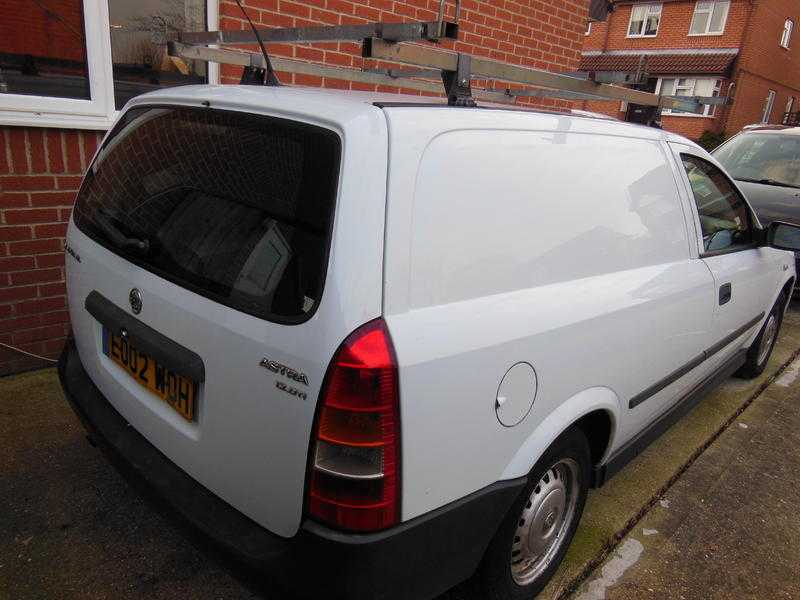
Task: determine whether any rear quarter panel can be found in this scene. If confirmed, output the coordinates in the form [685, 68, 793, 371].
[383, 109, 715, 520]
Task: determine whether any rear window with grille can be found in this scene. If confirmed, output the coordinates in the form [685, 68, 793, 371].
[73, 106, 341, 323]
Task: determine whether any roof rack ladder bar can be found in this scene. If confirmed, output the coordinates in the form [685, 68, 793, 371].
[179, 21, 459, 46]
[363, 38, 712, 111]
[168, 42, 444, 94]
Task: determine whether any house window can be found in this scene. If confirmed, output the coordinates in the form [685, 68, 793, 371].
[110, 0, 211, 110]
[781, 19, 794, 48]
[689, 1, 730, 35]
[762, 90, 777, 123]
[0, 0, 90, 100]
[657, 77, 722, 117]
[628, 3, 662, 37]
[0, 0, 218, 129]
[783, 96, 796, 124]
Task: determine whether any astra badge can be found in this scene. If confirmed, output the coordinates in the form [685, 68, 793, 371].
[259, 357, 309, 386]
[129, 288, 143, 314]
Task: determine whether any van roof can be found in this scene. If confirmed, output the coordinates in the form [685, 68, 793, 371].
[129, 84, 697, 146]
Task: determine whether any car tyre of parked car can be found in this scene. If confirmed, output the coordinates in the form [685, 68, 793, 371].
[736, 294, 786, 379]
[473, 427, 591, 600]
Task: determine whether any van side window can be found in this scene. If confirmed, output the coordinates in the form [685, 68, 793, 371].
[681, 154, 753, 254]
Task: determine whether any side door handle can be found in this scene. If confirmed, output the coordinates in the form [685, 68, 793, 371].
[719, 282, 732, 306]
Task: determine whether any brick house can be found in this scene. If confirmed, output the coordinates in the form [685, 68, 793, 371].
[0, 0, 592, 375]
[580, 0, 800, 141]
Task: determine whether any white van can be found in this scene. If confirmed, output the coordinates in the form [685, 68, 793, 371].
[59, 85, 800, 600]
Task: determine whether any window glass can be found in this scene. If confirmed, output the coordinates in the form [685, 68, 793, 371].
[629, 6, 646, 35]
[109, 0, 208, 109]
[660, 77, 722, 116]
[659, 78, 676, 97]
[0, 0, 90, 99]
[682, 155, 752, 253]
[644, 13, 660, 35]
[763, 90, 776, 123]
[690, 1, 713, 34]
[629, 4, 661, 36]
[690, 1, 729, 34]
[74, 107, 342, 323]
[781, 19, 793, 48]
[709, 1, 729, 32]
[713, 133, 800, 188]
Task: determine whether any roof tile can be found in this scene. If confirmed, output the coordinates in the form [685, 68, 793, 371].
[579, 53, 737, 75]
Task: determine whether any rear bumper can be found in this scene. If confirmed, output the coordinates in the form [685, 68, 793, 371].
[58, 339, 525, 600]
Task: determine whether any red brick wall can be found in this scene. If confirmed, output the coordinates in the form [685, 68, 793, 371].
[0, 128, 102, 375]
[217, 0, 586, 109]
[726, 70, 798, 133]
[0, 0, 587, 375]
[584, 0, 749, 52]
[581, 77, 732, 141]
[581, 1, 800, 142]
[725, 0, 800, 133]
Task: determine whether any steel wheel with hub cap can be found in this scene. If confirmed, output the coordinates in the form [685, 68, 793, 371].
[510, 458, 580, 586]
[737, 293, 787, 379]
[474, 428, 591, 600]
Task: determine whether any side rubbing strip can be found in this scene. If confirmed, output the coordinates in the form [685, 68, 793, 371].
[85, 290, 205, 382]
[628, 312, 764, 409]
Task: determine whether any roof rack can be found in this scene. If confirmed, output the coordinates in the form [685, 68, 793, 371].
[167, 1, 728, 115]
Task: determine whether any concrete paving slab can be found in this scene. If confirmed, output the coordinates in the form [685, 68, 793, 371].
[570, 356, 800, 600]
[530, 307, 800, 600]
[0, 369, 265, 600]
[1, 307, 799, 599]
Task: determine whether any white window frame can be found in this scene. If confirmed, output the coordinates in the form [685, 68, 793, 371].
[656, 77, 723, 118]
[0, 0, 218, 130]
[762, 89, 777, 123]
[688, 1, 730, 36]
[781, 18, 794, 48]
[627, 3, 662, 38]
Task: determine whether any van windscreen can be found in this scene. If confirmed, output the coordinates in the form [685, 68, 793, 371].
[73, 106, 341, 323]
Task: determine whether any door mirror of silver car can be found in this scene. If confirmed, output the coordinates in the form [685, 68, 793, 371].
[769, 221, 800, 251]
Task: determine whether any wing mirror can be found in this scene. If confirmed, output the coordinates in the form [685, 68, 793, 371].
[768, 221, 800, 251]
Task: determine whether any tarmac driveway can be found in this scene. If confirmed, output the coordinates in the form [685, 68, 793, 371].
[2, 306, 800, 600]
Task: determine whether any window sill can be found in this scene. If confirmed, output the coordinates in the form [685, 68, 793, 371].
[662, 112, 716, 119]
[626, 33, 660, 39]
[0, 109, 114, 131]
[687, 31, 726, 36]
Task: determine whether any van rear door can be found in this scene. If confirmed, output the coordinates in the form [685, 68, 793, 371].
[64, 95, 388, 537]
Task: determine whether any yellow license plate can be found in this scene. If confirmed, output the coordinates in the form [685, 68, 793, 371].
[103, 327, 197, 422]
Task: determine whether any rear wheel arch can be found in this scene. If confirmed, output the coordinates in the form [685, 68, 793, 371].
[499, 388, 620, 481]
[572, 409, 614, 468]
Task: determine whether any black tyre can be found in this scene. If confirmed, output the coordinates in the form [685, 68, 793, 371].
[473, 427, 591, 600]
[736, 294, 785, 379]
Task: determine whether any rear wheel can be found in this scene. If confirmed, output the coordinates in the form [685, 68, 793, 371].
[473, 428, 590, 600]
[736, 295, 785, 379]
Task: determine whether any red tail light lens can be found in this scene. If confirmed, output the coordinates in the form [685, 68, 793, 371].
[308, 318, 400, 532]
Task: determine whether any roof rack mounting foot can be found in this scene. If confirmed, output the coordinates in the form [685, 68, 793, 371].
[239, 65, 279, 86]
[442, 53, 476, 107]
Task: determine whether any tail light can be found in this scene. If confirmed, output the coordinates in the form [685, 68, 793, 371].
[307, 318, 400, 532]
